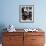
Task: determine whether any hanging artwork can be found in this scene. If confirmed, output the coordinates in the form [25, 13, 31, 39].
[19, 5, 34, 23]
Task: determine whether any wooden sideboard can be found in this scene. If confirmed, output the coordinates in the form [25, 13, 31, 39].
[2, 32, 45, 46]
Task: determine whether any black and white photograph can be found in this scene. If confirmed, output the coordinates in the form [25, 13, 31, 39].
[19, 5, 34, 23]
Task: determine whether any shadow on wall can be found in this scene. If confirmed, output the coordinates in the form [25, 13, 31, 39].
[0, 24, 7, 43]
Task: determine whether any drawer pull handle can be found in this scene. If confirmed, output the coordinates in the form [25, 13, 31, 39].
[32, 39, 36, 40]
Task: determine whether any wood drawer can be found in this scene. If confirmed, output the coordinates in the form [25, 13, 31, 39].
[32, 44, 44, 46]
[32, 36, 45, 44]
[3, 36, 23, 44]
[24, 32, 44, 36]
[3, 43, 23, 46]
[3, 32, 23, 36]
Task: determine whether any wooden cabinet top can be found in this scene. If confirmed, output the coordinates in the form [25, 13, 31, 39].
[3, 32, 45, 36]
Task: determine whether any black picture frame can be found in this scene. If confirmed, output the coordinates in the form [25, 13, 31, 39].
[19, 5, 34, 23]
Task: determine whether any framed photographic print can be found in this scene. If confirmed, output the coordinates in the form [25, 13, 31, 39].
[19, 5, 34, 23]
